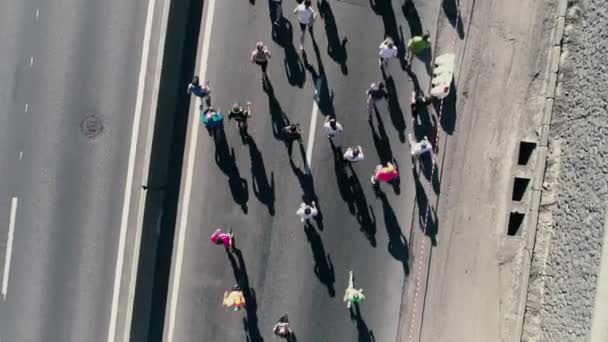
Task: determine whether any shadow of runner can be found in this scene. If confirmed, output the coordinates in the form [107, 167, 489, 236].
[435, 80, 457, 135]
[349, 303, 376, 342]
[412, 163, 438, 245]
[227, 249, 264, 342]
[304, 222, 336, 297]
[263, 79, 292, 140]
[302, 35, 335, 117]
[348, 164, 377, 247]
[246, 134, 276, 215]
[442, 0, 465, 39]
[214, 128, 249, 213]
[272, 18, 306, 88]
[384, 76, 406, 142]
[376, 189, 409, 274]
[318, 0, 348, 75]
[369, 108, 394, 164]
[401, 0, 423, 36]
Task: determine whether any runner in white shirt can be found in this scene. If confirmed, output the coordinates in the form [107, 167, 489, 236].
[378, 37, 398, 68]
[296, 201, 318, 222]
[293, 0, 317, 51]
[251, 41, 271, 80]
[343, 145, 365, 162]
[407, 134, 433, 157]
[323, 117, 343, 140]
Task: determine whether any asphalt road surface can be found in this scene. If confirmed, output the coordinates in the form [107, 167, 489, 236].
[0, 0, 148, 341]
[165, 0, 442, 341]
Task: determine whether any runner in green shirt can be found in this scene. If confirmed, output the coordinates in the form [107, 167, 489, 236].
[228, 101, 252, 131]
[407, 32, 431, 62]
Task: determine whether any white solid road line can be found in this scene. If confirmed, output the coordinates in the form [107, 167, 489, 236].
[2, 197, 18, 300]
[35, 8, 39, 21]
[165, 0, 218, 339]
[305, 102, 320, 166]
[106, 0, 156, 340]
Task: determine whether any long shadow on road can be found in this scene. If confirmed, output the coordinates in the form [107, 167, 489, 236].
[302, 36, 336, 117]
[330, 144, 377, 246]
[350, 303, 376, 342]
[304, 223, 336, 297]
[272, 18, 306, 88]
[318, 0, 348, 75]
[228, 249, 264, 342]
[376, 189, 409, 275]
[214, 127, 249, 213]
[246, 134, 276, 216]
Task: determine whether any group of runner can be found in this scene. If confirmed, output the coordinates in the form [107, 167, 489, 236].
[184, 0, 438, 338]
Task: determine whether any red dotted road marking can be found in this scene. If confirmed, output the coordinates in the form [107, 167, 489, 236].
[406, 1, 463, 341]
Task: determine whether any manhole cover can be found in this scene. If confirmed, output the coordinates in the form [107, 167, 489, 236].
[81, 115, 103, 139]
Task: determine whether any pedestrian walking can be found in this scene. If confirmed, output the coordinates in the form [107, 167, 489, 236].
[366, 81, 387, 117]
[323, 116, 342, 140]
[407, 32, 431, 63]
[343, 145, 365, 162]
[296, 201, 318, 222]
[251, 41, 271, 80]
[378, 37, 398, 69]
[293, 0, 317, 51]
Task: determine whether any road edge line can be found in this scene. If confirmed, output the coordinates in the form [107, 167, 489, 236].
[106, 0, 157, 340]
[1, 197, 18, 300]
[164, 0, 218, 339]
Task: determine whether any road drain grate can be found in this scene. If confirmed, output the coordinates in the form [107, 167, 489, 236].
[81, 115, 103, 139]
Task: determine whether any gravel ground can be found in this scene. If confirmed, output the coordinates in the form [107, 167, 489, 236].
[524, 0, 608, 341]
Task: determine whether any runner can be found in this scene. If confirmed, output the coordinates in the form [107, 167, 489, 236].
[223, 285, 246, 311]
[282, 123, 302, 158]
[371, 161, 399, 185]
[410, 89, 432, 124]
[343, 270, 365, 309]
[407, 134, 433, 157]
[210, 228, 235, 252]
[366, 81, 387, 117]
[273, 314, 293, 339]
[343, 145, 365, 162]
[293, 0, 317, 51]
[296, 201, 318, 222]
[228, 101, 252, 132]
[378, 37, 398, 69]
[187, 76, 211, 106]
[407, 32, 431, 63]
[251, 42, 271, 80]
[323, 116, 343, 140]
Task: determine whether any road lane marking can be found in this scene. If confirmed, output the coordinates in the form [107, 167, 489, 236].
[166, 0, 218, 338]
[24, 104, 28, 112]
[19, 152, 22, 160]
[29, 57, 34, 67]
[2, 197, 18, 300]
[305, 102, 319, 166]
[106, 0, 157, 339]
[35, 8, 39, 21]
[120, 0, 172, 339]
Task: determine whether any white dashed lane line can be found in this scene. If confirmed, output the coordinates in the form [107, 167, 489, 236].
[2, 197, 19, 300]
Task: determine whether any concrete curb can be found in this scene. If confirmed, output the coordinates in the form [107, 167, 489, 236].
[515, 0, 569, 340]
